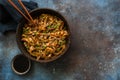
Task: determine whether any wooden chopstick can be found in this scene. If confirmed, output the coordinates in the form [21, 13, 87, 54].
[8, 0, 34, 23]
[18, 0, 34, 22]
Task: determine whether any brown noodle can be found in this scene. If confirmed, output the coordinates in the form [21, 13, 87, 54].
[21, 14, 68, 60]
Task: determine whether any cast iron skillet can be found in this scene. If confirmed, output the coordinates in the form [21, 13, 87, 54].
[16, 8, 70, 63]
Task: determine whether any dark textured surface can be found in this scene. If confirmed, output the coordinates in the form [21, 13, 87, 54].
[0, 0, 120, 80]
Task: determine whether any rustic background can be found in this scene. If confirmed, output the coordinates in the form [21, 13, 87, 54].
[0, 0, 120, 80]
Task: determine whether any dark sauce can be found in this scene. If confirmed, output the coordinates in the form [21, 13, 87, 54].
[13, 55, 29, 73]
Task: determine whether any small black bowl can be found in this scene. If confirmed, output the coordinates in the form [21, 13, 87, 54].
[11, 54, 31, 75]
[16, 8, 70, 63]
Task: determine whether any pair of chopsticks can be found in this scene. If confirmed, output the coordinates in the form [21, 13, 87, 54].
[8, 0, 34, 23]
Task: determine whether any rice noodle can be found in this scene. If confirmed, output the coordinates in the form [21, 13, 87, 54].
[21, 14, 69, 60]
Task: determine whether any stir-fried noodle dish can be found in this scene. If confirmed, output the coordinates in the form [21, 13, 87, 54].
[21, 14, 69, 60]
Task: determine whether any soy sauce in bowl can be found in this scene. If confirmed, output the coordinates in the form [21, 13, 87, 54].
[11, 54, 31, 75]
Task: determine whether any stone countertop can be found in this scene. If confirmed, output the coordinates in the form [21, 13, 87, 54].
[0, 0, 120, 80]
